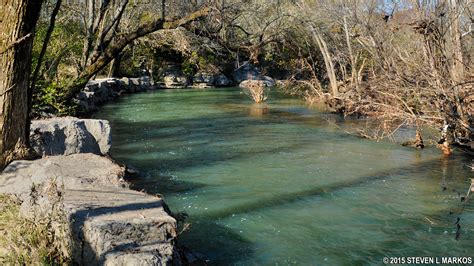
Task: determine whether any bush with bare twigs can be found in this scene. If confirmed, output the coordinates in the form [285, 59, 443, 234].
[243, 82, 269, 103]
[275, 0, 473, 152]
[0, 181, 71, 265]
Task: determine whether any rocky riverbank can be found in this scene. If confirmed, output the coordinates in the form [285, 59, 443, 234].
[74, 76, 155, 115]
[0, 117, 196, 265]
[73, 61, 276, 116]
[0, 62, 279, 263]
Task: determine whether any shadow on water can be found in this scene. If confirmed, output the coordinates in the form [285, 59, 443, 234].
[126, 154, 472, 264]
[107, 112, 358, 176]
[137, 156, 470, 221]
[94, 89, 474, 263]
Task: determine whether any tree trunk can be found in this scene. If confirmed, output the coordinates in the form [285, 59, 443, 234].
[343, 16, 359, 92]
[81, 0, 95, 69]
[310, 26, 338, 97]
[448, 0, 464, 83]
[161, 0, 166, 18]
[0, 0, 44, 168]
[108, 53, 122, 78]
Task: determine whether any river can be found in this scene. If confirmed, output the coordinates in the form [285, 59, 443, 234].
[94, 87, 473, 265]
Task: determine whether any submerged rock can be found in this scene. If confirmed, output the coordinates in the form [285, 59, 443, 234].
[233, 62, 275, 88]
[30, 117, 111, 156]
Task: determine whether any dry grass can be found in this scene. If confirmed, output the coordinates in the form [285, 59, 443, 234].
[243, 82, 268, 103]
[0, 182, 71, 265]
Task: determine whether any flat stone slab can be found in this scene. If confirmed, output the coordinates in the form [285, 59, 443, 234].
[0, 154, 180, 265]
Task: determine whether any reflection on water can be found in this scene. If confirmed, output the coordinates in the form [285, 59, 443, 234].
[248, 103, 269, 117]
[94, 88, 474, 265]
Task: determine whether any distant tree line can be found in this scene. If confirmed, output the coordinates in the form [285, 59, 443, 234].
[0, 0, 472, 168]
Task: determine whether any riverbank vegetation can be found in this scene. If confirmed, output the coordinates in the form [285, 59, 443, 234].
[0, 193, 69, 264]
[0, 0, 472, 167]
[33, 0, 474, 148]
[0, 1, 472, 264]
[243, 82, 269, 103]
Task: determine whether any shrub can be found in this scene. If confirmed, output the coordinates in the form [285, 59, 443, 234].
[243, 82, 269, 103]
[0, 182, 71, 264]
[33, 81, 76, 116]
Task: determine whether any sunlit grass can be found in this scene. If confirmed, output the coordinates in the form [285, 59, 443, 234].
[243, 83, 268, 103]
[0, 190, 70, 265]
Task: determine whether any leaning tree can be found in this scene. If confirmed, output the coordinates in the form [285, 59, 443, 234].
[0, 0, 211, 168]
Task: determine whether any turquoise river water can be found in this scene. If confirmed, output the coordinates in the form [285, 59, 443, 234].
[94, 88, 474, 265]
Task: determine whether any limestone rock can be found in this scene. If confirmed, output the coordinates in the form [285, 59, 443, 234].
[163, 74, 189, 88]
[30, 117, 111, 156]
[192, 72, 214, 87]
[191, 72, 231, 88]
[0, 154, 181, 265]
[214, 73, 230, 87]
[75, 77, 154, 114]
[233, 62, 275, 88]
[232, 62, 262, 83]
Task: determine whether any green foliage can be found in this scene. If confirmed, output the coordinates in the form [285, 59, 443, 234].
[33, 81, 76, 116]
[32, 19, 83, 82]
[182, 51, 199, 75]
[181, 51, 218, 75]
[117, 44, 158, 77]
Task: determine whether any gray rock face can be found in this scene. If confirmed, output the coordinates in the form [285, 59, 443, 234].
[193, 72, 230, 88]
[74, 77, 154, 114]
[30, 117, 111, 156]
[233, 62, 275, 87]
[192, 72, 231, 88]
[232, 62, 263, 83]
[158, 64, 189, 89]
[192, 72, 214, 87]
[0, 154, 181, 265]
[163, 74, 189, 88]
[214, 73, 231, 87]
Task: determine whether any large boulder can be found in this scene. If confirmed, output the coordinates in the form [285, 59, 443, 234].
[159, 64, 189, 89]
[214, 73, 231, 87]
[163, 74, 189, 88]
[74, 77, 155, 114]
[0, 154, 181, 265]
[30, 117, 111, 156]
[233, 62, 275, 87]
[232, 62, 262, 83]
[192, 72, 215, 88]
[193, 72, 214, 84]
[192, 72, 231, 88]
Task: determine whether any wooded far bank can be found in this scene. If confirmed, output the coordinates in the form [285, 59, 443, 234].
[0, 0, 473, 168]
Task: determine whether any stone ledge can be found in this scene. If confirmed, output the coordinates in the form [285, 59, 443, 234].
[0, 154, 181, 265]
